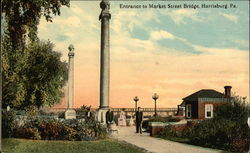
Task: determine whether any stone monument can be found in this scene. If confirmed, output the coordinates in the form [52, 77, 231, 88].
[65, 44, 76, 119]
[96, 0, 111, 123]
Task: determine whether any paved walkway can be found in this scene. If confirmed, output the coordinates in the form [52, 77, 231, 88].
[112, 126, 221, 153]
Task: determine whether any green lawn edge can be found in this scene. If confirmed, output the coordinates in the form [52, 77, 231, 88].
[3, 138, 148, 153]
[155, 136, 225, 153]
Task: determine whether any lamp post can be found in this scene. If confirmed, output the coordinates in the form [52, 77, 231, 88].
[133, 96, 139, 112]
[152, 93, 159, 116]
[242, 97, 247, 103]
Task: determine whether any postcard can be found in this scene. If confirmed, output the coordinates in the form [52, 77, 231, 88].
[1, 0, 249, 153]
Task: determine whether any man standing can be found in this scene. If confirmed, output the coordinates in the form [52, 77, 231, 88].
[136, 107, 143, 134]
[106, 108, 114, 128]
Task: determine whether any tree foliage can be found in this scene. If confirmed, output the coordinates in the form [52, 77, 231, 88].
[1, 0, 70, 110]
[2, 39, 68, 109]
[1, 0, 70, 49]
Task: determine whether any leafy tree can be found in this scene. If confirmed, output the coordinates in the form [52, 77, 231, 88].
[1, 0, 70, 49]
[1, 0, 69, 110]
[2, 40, 68, 109]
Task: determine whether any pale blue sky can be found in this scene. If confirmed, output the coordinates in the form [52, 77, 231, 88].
[38, 1, 249, 108]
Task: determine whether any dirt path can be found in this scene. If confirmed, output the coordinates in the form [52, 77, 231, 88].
[112, 126, 222, 153]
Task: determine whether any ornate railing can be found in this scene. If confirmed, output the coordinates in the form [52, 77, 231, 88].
[111, 108, 177, 112]
[50, 107, 177, 112]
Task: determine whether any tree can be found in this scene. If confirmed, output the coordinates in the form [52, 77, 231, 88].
[2, 40, 68, 109]
[1, 1, 70, 150]
[1, 0, 70, 109]
[1, 0, 70, 49]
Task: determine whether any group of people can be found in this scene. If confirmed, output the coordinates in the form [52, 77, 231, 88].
[105, 107, 144, 134]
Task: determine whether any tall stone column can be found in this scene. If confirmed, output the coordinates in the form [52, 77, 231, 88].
[65, 44, 76, 119]
[97, 0, 111, 123]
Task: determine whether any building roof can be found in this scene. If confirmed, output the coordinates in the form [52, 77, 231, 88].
[178, 101, 185, 106]
[182, 89, 224, 101]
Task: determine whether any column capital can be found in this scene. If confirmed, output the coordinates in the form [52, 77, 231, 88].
[100, 0, 110, 10]
[68, 44, 75, 57]
[99, 11, 111, 20]
[68, 52, 74, 57]
[99, 0, 111, 20]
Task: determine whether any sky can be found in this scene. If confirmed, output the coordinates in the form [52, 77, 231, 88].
[38, 1, 249, 109]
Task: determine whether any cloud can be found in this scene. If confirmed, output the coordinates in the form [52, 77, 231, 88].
[150, 30, 175, 40]
[233, 39, 249, 48]
[165, 9, 201, 24]
[220, 13, 238, 23]
[71, 4, 84, 14]
[111, 6, 160, 37]
[67, 16, 81, 27]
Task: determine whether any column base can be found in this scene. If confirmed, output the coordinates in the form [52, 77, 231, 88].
[96, 108, 109, 124]
[65, 109, 76, 119]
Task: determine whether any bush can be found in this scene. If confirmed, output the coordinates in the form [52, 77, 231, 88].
[60, 125, 78, 141]
[58, 112, 65, 118]
[187, 96, 250, 152]
[75, 105, 91, 119]
[14, 127, 41, 140]
[2, 110, 16, 138]
[153, 96, 249, 152]
[157, 125, 181, 138]
[37, 119, 63, 140]
[156, 122, 195, 139]
[12, 118, 107, 141]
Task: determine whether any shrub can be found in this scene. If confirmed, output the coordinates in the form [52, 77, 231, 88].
[157, 125, 181, 138]
[37, 119, 63, 140]
[75, 105, 91, 119]
[230, 134, 250, 153]
[14, 127, 41, 140]
[187, 96, 250, 152]
[167, 117, 181, 122]
[83, 117, 107, 140]
[153, 96, 249, 152]
[60, 125, 78, 141]
[12, 117, 107, 141]
[2, 110, 16, 138]
[58, 111, 65, 118]
[62, 119, 93, 141]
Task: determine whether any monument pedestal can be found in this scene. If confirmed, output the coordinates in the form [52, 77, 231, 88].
[96, 108, 108, 124]
[65, 109, 76, 119]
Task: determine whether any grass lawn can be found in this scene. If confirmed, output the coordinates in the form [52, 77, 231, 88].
[3, 138, 147, 153]
[156, 136, 225, 152]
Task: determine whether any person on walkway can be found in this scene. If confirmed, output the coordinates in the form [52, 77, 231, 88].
[136, 107, 143, 134]
[118, 108, 127, 126]
[106, 108, 114, 129]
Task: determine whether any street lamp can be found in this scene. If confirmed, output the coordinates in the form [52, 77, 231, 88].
[152, 93, 159, 116]
[242, 97, 247, 103]
[133, 96, 139, 112]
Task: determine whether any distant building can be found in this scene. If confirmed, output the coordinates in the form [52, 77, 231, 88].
[178, 86, 232, 119]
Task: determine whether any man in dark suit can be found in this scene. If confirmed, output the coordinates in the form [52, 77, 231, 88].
[106, 109, 114, 128]
[136, 107, 143, 134]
